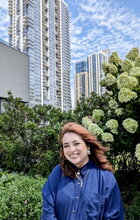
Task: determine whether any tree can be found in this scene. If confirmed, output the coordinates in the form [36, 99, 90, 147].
[0, 92, 76, 176]
[74, 92, 110, 123]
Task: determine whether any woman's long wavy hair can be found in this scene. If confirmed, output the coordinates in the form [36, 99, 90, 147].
[59, 122, 113, 178]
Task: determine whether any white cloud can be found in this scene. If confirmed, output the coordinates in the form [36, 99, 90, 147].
[70, 0, 140, 62]
[0, 0, 9, 42]
[0, 0, 8, 9]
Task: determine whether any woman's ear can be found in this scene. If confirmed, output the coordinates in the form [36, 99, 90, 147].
[87, 146, 91, 155]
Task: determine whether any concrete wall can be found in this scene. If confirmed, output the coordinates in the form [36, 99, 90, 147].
[0, 41, 29, 102]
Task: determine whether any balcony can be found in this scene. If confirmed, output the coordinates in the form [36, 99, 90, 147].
[23, 36, 29, 49]
[42, 13, 48, 22]
[43, 60, 49, 68]
[43, 70, 49, 77]
[23, 16, 34, 27]
[8, 9, 12, 16]
[43, 51, 49, 58]
[25, 0, 34, 6]
[43, 81, 49, 88]
[8, 26, 12, 35]
[8, 0, 13, 9]
[42, 1, 48, 11]
[42, 30, 49, 39]
[43, 42, 49, 49]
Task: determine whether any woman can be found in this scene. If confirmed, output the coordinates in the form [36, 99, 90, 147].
[41, 122, 124, 220]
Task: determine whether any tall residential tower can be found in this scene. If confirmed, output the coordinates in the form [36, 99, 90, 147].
[74, 60, 88, 106]
[8, 0, 71, 111]
[88, 50, 109, 95]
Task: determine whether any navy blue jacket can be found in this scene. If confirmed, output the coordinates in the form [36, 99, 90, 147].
[41, 161, 124, 220]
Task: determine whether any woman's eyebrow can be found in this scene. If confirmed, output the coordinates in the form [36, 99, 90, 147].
[63, 142, 69, 145]
[63, 140, 80, 145]
[73, 140, 80, 142]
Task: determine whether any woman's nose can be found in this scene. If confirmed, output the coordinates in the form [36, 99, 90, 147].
[69, 145, 76, 152]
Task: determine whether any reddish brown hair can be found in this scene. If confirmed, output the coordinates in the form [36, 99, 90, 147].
[59, 122, 113, 178]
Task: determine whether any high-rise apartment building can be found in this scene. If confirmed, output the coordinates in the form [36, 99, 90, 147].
[74, 60, 88, 106]
[8, 0, 71, 111]
[74, 50, 109, 106]
[88, 50, 109, 95]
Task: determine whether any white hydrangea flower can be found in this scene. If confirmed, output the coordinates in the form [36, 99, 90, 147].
[109, 52, 122, 65]
[101, 132, 114, 142]
[109, 64, 118, 74]
[129, 66, 140, 77]
[92, 109, 104, 123]
[135, 56, 140, 67]
[121, 60, 133, 72]
[107, 91, 113, 96]
[118, 88, 137, 103]
[88, 123, 103, 136]
[105, 74, 116, 86]
[106, 119, 118, 134]
[126, 47, 139, 61]
[115, 108, 123, 116]
[117, 73, 138, 89]
[135, 144, 140, 161]
[82, 117, 103, 136]
[102, 62, 110, 74]
[109, 99, 118, 109]
[122, 118, 138, 133]
[82, 117, 92, 129]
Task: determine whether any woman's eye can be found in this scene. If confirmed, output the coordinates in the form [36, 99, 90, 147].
[75, 142, 80, 145]
[63, 145, 68, 148]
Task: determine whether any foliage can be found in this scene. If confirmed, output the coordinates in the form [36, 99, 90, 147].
[0, 171, 139, 220]
[0, 172, 45, 220]
[0, 92, 76, 176]
[125, 192, 140, 220]
[74, 92, 110, 122]
[115, 170, 140, 220]
[135, 143, 140, 161]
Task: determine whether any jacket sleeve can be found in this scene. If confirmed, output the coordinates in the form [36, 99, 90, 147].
[41, 166, 61, 220]
[103, 174, 125, 220]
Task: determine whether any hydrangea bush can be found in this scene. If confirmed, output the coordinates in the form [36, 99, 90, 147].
[82, 48, 140, 170]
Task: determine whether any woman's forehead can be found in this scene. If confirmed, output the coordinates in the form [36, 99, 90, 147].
[62, 132, 83, 142]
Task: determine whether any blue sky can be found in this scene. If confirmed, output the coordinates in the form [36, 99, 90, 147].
[0, 0, 140, 106]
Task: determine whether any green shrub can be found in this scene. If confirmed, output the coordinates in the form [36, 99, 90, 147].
[115, 171, 140, 220]
[125, 192, 140, 220]
[0, 172, 45, 220]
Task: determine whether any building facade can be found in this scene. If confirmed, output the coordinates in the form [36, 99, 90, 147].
[8, 0, 71, 111]
[0, 40, 29, 113]
[88, 50, 109, 96]
[74, 60, 88, 106]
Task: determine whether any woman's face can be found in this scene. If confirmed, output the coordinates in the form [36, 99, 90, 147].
[62, 132, 89, 168]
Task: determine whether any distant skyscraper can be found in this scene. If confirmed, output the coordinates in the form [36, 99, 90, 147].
[74, 50, 109, 106]
[8, 0, 71, 111]
[88, 50, 109, 95]
[74, 60, 88, 107]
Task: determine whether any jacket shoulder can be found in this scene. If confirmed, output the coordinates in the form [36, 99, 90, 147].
[91, 162, 117, 188]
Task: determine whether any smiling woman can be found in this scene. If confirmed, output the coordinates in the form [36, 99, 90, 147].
[41, 122, 125, 220]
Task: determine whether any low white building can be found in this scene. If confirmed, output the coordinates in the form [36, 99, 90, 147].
[0, 40, 29, 112]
